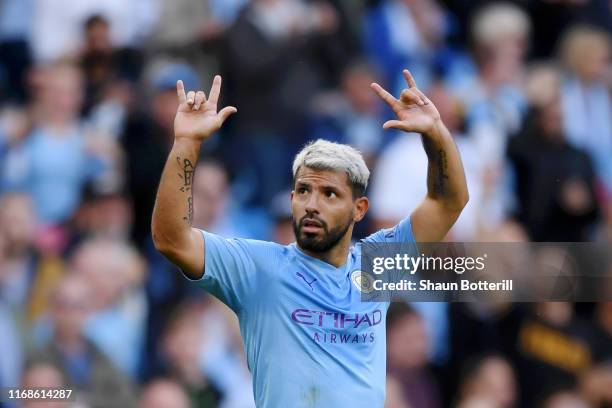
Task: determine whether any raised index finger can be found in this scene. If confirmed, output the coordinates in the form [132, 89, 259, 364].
[370, 82, 398, 108]
[208, 75, 222, 106]
[402, 69, 417, 88]
[176, 80, 187, 105]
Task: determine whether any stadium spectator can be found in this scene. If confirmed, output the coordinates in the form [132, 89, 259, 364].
[310, 60, 385, 162]
[362, 0, 459, 93]
[386, 303, 442, 408]
[31, 0, 159, 62]
[0, 191, 74, 327]
[198, 297, 255, 408]
[148, 0, 247, 82]
[71, 186, 133, 242]
[455, 2, 530, 172]
[515, 302, 598, 406]
[78, 14, 144, 115]
[150, 0, 224, 53]
[28, 273, 137, 407]
[527, 0, 612, 59]
[192, 160, 246, 237]
[160, 302, 223, 407]
[221, 0, 344, 205]
[71, 238, 147, 377]
[508, 65, 600, 241]
[448, 300, 523, 398]
[559, 25, 612, 198]
[0, 62, 119, 225]
[455, 353, 517, 408]
[139, 378, 192, 408]
[20, 362, 71, 408]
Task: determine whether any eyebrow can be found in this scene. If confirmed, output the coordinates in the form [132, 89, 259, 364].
[321, 184, 340, 192]
[295, 173, 351, 191]
[297, 181, 342, 192]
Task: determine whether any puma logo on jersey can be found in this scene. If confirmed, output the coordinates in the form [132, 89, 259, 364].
[296, 272, 317, 291]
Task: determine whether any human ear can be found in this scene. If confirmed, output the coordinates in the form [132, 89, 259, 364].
[353, 196, 369, 222]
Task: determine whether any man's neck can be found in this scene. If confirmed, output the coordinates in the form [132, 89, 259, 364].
[299, 236, 352, 268]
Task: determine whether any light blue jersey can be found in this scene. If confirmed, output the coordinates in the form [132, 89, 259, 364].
[187, 217, 418, 407]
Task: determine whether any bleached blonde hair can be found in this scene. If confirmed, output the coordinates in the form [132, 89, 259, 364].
[292, 139, 370, 197]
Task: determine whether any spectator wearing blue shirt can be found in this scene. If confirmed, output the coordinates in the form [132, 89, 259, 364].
[1, 62, 114, 225]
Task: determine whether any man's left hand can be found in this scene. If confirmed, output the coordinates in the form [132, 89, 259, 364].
[371, 69, 441, 135]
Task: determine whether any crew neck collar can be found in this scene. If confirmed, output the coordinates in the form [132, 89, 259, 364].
[290, 243, 350, 273]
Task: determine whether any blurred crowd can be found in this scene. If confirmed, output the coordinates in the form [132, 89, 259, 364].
[0, 0, 611, 407]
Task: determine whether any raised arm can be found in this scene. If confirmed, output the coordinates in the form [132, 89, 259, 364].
[152, 76, 237, 279]
[371, 70, 468, 242]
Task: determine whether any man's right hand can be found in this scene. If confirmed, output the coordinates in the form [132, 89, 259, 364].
[174, 75, 237, 143]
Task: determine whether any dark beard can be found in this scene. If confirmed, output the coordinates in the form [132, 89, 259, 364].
[293, 213, 353, 253]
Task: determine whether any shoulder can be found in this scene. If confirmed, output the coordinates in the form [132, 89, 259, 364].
[360, 219, 409, 243]
[238, 237, 290, 256]
[208, 233, 287, 251]
[203, 231, 291, 262]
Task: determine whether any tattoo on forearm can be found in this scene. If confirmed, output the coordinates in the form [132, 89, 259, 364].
[433, 149, 449, 196]
[177, 157, 195, 223]
[185, 196, 193, 224]
[423, 137, 449, 197]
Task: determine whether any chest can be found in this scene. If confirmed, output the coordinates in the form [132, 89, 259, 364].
[270, 264, 387, 347]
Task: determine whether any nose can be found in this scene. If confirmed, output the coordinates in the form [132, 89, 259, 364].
[304, 192, 320, 215]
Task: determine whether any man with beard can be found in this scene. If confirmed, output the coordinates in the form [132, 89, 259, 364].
[151, 70, 468, 407]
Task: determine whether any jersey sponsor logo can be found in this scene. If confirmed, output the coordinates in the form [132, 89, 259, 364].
[351, 270, 374, 293]
[312, 332, 375, 344]
[291, 309, 383, 328]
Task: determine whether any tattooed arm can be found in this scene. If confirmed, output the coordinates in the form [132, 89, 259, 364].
[152, 76, 236, 279]
[371, 70, 468, 242]
[411, 122, 468, 242]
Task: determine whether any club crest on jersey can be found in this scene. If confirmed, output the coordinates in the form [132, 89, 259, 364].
[351, 270, 374, 293]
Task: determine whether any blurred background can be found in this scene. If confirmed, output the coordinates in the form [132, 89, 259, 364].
[0, 0, 611, 407]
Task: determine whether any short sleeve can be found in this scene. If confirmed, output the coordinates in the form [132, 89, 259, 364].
[362, 216, 418, 247]
[185, 230, 258, 312]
